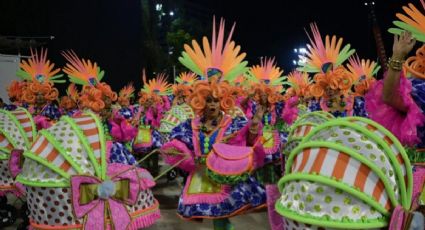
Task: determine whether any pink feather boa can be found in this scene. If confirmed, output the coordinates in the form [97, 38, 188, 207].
[365, 72, 425, 146]
[34, 115, 52, 130]
[109, 113, 138, 142]
[282, 96, 299, 125]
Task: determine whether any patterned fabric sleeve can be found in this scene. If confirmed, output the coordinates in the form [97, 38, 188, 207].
[353, 97, 367, 117]
[118, 107, 134, 119]
[410, 78, 425, 148]
[170, 119, 194, 151]
[225, 116, 248, 136]
[41, 104, 62, 120]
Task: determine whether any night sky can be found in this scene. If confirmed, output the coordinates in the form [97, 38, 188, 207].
[0, 0, 411, 92]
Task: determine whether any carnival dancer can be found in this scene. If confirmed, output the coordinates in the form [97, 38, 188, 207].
[245, 57, 292, 230]
[133, 73, 171, 176]
[366, 2, 425, 227]
[161, 17, 266, 230]
[284, 70, 314, 118]
[62, 50, 138, 166]
[17, 48, 65, 129]
[346, 55, 380, 117]
[298, 23, 356, 117]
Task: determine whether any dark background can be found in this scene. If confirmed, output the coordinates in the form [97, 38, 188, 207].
[0, 0, 411, 92]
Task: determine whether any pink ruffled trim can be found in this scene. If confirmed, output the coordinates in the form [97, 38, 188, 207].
[181, 171, 232, 205]
[161, 139, 195, 172]
[34, 115, 52, 130]
[282, 96, 299, 125]
[9, 150, 23, 178]
[109, 114, 137, 142]
[365, 72, 425, 146]
[127, 208, 161, 230]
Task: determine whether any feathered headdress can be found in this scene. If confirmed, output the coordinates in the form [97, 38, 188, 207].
[388, 0, 425, 42]
[62, 50, 116, 112]
[298, 23, 355, 73]
[173, 72, 198, 98]
[388, 0, 425, 80]
[62, 50, 105, 86]
[119, 83, 135, 99]
[285, 70, 312, 99]
[141, 73, 172, 96]
[178, 16, 248, 82]
[176, 72, 198, 85]
[299, 23, 355, 99]
[347, 56, 380, 82]
[17, 48, 64, 84]
[246, 57, 287, 91]
[347, 56, 379, 96]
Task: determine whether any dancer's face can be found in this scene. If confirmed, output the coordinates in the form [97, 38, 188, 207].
[35, 93, 45, 106]
[205, 95, 220, 119]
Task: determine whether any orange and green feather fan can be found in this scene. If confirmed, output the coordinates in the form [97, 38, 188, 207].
[141, 72, 173, 96]
[17, 48, 65, 83]
[178, 17, 248, 82]
[61, 50, 105, 86]
[346, 55, 380, 83]
[176, 72, 198, 85]
[246, 57, 288, 92]
[297, 23, 355, 73]
[388, 0, 425, 42]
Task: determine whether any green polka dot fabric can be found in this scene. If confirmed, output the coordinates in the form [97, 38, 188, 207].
[280, 180, 382, 221]
[19, 158, 67, 184]
[17, 112, 105, 187]
[47, 120, 95, 175]
[0, 113, 25, 149]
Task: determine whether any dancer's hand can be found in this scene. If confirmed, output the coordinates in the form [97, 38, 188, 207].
[393, 31, 416, 59]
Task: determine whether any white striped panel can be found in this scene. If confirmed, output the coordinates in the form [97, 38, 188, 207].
[21, 121, 31, 128]
[31, 136, 45, 152]
[300, 147, 319, 173]
[79, 123, 97, 130]
[52, 153, 67, 167]
[342, 157, 361, 186]
[38, 143, 55, 158]
[74, 116, 92, 122]
[14, 113, 27, 119]
[87, 134, 99, 144]
[364, 173, 379, 199]
[379, 188, 390, 207]
[292, 152, 303, 172]
[319, 149, 338, 177]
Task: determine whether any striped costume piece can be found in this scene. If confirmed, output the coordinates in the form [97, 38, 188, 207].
[283, 112, 334, 157]
[0, 107, 36, 196]
[276, 116, 412, 229]
[17, 112, 160, 229]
